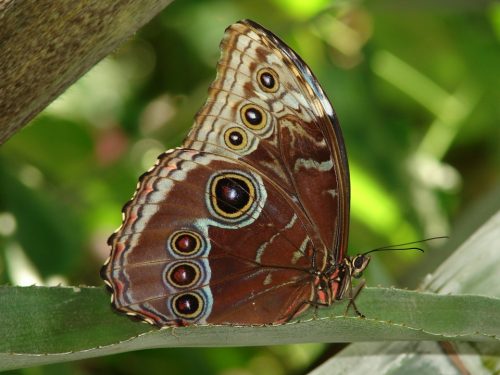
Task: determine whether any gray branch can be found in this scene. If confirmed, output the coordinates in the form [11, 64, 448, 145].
[0, 0, 173, 144]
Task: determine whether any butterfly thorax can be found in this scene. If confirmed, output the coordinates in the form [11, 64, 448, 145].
[313, 253, 370, 308]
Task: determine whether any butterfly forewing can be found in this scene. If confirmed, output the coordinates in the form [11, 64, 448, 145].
[187, 20, 349, 264]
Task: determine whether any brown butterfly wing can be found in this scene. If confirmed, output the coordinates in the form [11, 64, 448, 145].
[103, 150, 315, 325]
[102, 20, 350, 326]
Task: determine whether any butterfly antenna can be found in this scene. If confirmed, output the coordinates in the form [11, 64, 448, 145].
[361, 236, 448, 256]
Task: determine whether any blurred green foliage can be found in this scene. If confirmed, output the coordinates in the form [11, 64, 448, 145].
[0, 0, 499, 373]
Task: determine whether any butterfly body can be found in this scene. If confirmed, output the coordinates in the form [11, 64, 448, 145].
[102, 19, 368, 327]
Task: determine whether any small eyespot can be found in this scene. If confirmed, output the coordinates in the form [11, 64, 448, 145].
[257, 68, 279, 93]
[172, 292, 203, 319]
[240, 104, 267, 130]
[209, 172, 255, 219]
[224, 127, 248, 150]
[166, 262, 201, 288]
[170, 231, 203, 256]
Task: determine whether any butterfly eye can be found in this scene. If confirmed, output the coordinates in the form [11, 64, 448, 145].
[224, 127, 248, 150]
[166, 262, 201, 288]
[170, 231, 203, 256]
[240, 104, 267, 130]
[257, 68, 279, 93]
[351, 255, 370, 279]
[354, 256, 364, 269]
[209, 172, 255, 219]
[171, 292, 204, 319]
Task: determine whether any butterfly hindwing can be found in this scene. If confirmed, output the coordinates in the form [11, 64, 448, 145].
[104, 149, 316, 325]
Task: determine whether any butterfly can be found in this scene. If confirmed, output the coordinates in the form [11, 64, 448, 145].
[101, 19, 370, 327]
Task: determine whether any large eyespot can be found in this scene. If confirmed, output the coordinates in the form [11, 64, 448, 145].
[170, 231, 203, 256]
[166, 262, 201, 288]
[224, 127, 248, 150]
[172, 292, 204, 319]
[209, 172, 255, 219]
[240, 104, 267, 130]
[257, 68, 279, 93]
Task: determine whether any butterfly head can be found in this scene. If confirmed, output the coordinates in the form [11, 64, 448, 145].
[347, 254, 371, 279]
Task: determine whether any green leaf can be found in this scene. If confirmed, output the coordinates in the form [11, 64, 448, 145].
[1, 286, 499, 370]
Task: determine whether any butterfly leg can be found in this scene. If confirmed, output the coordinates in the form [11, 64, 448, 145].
[344, 278, 366, 318]
[281, 298, 330, 323]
